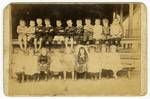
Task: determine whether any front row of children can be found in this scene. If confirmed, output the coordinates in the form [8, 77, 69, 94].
[17, 17, 123, 53]
[15, 44, 123, 83]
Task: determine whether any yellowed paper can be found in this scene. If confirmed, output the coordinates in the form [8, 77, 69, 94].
[4, 3, 147, 96]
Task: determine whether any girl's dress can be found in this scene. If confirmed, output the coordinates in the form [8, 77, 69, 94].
[88, 52, 100, 73]
[100, 52, 123, 72]
[75, 54, 88, 73]
[63, 53, 75, 72]
[38, 55, 50, 72]
[12, 52, 26, 77]
[25, 55, 38, 75]
[50, 52, 64, 72]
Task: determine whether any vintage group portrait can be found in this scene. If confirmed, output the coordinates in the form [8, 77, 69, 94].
[4, 2, 147, 96]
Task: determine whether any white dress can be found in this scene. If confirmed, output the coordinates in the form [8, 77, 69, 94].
[25, 55, 38, 75]
[50, 52, 64, 72]
[63, 53, 75, 72]
[100, 52, 123, 72]
[88, 52, 100, 73]
[12, 53, 27, 74]
[99, 52, 107, 70]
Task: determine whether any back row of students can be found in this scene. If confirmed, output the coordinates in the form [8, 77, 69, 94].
[17, 17, 123, 52]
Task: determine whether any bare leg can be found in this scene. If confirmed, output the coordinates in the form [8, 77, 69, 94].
[23, 36, 27, 51]
[21, 73, 25, 83]
[34, 38, 38, 52]
[19, 41, 23, 50]
[45, 71, 48, 81]
[127, 70, 131, 79]
[74, 71, 77, 80]
[38, 38, 42, 51]
[70, 38, 74, 49]
[24, 40, 27, 51]
[72, 71, 74, 80]
[99, 69, 102, 79]
[114, 71, 117, 79]
[63, 71, 66, 80]
[65, 38, 68, 48]
[59, 75, 62, 80]
[94, 73, 97, 80]
[18, 35, 24, 50]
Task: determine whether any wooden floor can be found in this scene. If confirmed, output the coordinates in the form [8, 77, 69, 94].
[7, 74, 141, 96]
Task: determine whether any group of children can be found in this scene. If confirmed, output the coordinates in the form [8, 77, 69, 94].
[17, 16, 123, 53]
[15, 14, 124, 82]
[14, 44, 123, 83]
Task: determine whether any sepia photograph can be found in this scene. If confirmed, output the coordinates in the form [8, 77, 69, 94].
[3, 2, 147, 96]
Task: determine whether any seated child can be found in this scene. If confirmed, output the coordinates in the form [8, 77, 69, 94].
[102, 18, 111, 52]
[17, 19, 28, 51]
[53, 20, 65, 44]
[27, 20, 35, 49]
[34, 18, 44, 52]
[65, 20, 76, 49]
[75, 19, 84, 44]
[110, 18, 123, 47]
[93, 19, 103, 44]
[83, 19, 93, 44]
[43, 18, 54, 47]
[38, 48, 50, 80]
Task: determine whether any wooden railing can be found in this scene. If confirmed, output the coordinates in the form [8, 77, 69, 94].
[120, 38, 141, 52]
